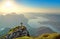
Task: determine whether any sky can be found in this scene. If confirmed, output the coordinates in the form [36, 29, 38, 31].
[0, 0, 60, 14]
[16, 0, 60, 8]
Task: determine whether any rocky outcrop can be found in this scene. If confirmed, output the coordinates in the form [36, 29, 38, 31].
[5, 26, 30, 39]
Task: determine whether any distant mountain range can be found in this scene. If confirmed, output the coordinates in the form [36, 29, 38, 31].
[0, 28, 10, 36]
[30, 27, 55, 37]
[0, 26, 55, 37]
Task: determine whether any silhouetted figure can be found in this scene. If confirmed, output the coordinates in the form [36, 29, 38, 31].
[21, 22, 23, 26]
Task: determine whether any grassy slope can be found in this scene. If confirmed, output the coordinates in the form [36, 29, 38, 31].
[14, 33, 60, 39]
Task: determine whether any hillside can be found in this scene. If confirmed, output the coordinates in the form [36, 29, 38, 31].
[31, 27, 55, 36]
[0, 22, 59, 39]
[0, 26, 60, 39]
[14, 33, 60, 39]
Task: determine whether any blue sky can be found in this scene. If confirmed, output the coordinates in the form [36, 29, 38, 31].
[15, 0, 60, 8]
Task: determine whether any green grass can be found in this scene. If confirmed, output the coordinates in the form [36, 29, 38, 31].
[14, 36, 33, 39]
[14, 33, 60, 39]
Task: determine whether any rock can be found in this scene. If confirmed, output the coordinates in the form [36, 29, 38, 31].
[5, 24, 30, 39]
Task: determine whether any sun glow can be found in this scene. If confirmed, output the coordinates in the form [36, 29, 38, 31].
[0, 0, 42, 14]
[5, 1, 13, 7]
[0, 0, 21, 14]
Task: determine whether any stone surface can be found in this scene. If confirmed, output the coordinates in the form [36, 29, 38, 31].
[5, 26, 30, 39]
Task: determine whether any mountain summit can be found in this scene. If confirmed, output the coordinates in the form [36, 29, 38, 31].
[5, 22, 30, 39]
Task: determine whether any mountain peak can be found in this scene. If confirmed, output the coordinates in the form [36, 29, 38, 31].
[5, 25, 30, 39]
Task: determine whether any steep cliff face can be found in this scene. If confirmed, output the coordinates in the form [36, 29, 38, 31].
[5, 26, 30, 39]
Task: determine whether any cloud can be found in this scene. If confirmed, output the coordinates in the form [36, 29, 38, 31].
[0, 14, 28, 28]
[27, 13, 60, 33]
[28, 17, 50, 28]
